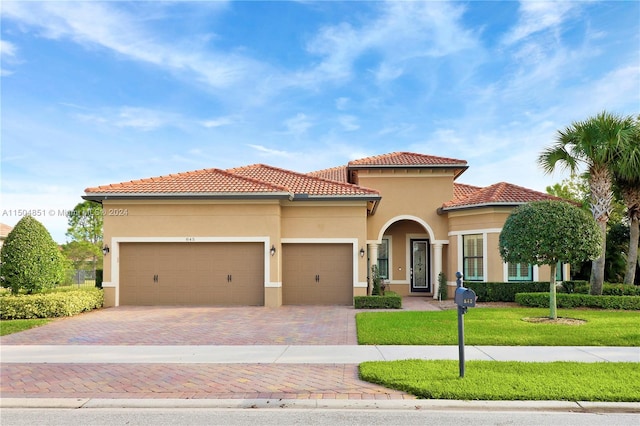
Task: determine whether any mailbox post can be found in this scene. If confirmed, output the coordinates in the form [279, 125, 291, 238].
[454, 272, 476, 378]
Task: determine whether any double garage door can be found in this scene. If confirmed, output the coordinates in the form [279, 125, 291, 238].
[119, 242, 264, 306]
[119, 242, 353, 306]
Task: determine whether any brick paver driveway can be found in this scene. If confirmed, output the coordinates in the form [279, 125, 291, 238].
[1, 298, 436, 400]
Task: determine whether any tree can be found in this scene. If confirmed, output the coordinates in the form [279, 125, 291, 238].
[538, 111, 634, 295]
[611, 117, 640, 285]
[65, 201, 103, 275]
[499, 201, 601, 319]
[0, 215, 66, 294]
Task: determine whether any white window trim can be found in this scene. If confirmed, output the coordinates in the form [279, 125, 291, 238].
[457, 233, 488, 282]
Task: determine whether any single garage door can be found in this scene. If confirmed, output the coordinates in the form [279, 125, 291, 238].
[282, 243, 353, 305]
[119, 242, 264, 306]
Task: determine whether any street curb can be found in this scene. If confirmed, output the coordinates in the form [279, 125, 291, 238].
[2, 398, 639, 413]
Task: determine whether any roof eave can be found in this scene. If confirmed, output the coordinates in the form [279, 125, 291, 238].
[438, 201, 526, 214]
[82, 192, 292, 202]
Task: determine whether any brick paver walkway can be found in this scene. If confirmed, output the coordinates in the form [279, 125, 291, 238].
[1, 364, 414, 400]
[1, 297, 438, 400]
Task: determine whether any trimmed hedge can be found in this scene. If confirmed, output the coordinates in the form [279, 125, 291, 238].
[354, 291, 402, 309]
[515, 292, 640, 310]
[561, 281, 640, 296]
[464, 282, 549, 302]
[0, 288, 104, 320]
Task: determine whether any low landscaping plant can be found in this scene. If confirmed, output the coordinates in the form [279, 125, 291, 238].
[463, 281, 549, 302]
[516, 292, 640, 310]
[356, 308, 640, 346]
[0, 287, 103, 320]
[354, 291, 401, 309]
[560, 281, 640, 295]
[359, 360, 640, 401]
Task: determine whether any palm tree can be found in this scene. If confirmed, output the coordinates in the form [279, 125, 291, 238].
[538, 111, 634, 295]
[612, 117, 640, 285]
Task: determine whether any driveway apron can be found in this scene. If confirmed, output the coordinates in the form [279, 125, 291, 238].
[1, 297, 438, 400]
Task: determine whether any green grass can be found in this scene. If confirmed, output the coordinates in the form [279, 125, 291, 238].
[0, 319, 50, 336]
[359, 360, 640, 401]
[356, 308, 640, 346]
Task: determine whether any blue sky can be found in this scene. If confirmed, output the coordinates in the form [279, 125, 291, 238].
[1, 1, 639, 243]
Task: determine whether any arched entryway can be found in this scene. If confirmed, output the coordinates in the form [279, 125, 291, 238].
[367, 215, 447, 298]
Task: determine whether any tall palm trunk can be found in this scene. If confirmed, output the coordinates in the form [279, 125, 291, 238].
[589, 165, 613, 295]
[622, 186, 640, 285]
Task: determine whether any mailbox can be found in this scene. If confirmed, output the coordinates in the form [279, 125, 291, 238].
[454, 287, 477, 308]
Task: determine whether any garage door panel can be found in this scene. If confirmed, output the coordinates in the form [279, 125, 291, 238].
[119, 242, 264, 306]
[282, 244, 352, 305]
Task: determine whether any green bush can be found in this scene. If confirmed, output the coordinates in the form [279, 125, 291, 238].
[0, 216, 66, 294]
[560, 281, 640, 296]
[355, 291, 402, 309]
[437, 272, 447, 300]
[515, 292, 640, 310]
[464, 282, 549, 302]
[0, 288, 103, 320]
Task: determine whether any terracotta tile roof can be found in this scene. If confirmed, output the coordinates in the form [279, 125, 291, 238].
[307, 165, 349, 183]
[227, 164, 379, 197]
[348, 152, 467, 167]
[442, 182, 564, 211]
[84, 168, 288, 195]
[85, 164, 379, 199]
[0, 223, 13, 238]
[453, 183, 483, 199]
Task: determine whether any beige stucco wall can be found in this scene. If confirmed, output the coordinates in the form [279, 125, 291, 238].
[102, 199, 282, 284]
[359, 170, 455, 242]
[101, 198, 370, 307]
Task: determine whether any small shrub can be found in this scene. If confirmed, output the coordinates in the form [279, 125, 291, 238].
[355, 291, 402, 309]
[464, 282, 549, 302]
[515, 292, 640, 310]
[0, 216, 66, 294]
[437, 272, 447, 301]
[371, 265, 382, 296]
[0, 288, 104, 320]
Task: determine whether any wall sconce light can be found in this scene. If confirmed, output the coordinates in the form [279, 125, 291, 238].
[102, 245, 110, 256]
[270, 245, 276, 256]
[359, 247, 365, 258]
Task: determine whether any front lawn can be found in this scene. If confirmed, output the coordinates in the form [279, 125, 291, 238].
[0, 319, 50, 336]
[359, 360, 640, 401]
[356, 308, 640, 346]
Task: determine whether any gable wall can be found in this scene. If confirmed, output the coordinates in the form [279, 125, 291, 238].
[358, 169, 455, 241]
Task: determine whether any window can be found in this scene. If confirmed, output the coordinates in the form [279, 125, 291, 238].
[463, 234, 483, 281]
[556, 262, 565, 281]
[377, 238, 389, 279]
[508, 262, 532, 281]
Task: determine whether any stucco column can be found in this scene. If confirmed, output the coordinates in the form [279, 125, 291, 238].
[433, 242, 443, 299]
[368, 243, 379, 270]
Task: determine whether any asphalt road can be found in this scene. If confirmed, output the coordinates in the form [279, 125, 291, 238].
[1, 408, 638, 426]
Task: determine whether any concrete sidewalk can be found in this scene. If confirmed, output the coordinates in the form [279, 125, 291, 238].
[2, 344, 639, 364]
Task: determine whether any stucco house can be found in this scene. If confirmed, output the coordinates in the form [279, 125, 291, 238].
[84, 152, 564, 308]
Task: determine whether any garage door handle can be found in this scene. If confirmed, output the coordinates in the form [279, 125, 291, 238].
[315, 274, 320, 282]
[153, 274, 158, 283]
[227, 274, 232, 282]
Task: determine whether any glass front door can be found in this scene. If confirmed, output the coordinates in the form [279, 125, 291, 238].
[411, 239, 430, 292]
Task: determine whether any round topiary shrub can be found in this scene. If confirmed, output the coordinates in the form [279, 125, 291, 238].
[0, 215, 65, 294]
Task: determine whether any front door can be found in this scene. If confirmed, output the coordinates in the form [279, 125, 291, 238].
[410, 239, 430, 292]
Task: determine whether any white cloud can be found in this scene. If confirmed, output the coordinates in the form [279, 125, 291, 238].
[247, 144, 294, 158]
[200, 116, 235, 128]
[74, 106, 184, 131]
[335, 97, 350, 111]
[283, 113, 313, 136]
[502, 1, 580, 46]
[338, 115, 360, 132]
[299, 1, 480, 85]
[1, 2, 264, 89]
[0, 39, 18, 76]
